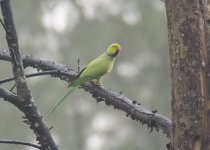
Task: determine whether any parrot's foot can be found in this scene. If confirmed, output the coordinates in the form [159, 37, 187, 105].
[91, 79, 103, 87]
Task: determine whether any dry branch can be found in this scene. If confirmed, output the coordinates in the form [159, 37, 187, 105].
[0, 0, 58, 149]
[0, 139, 41, 149]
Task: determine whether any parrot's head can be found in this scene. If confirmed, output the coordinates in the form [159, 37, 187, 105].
[106, 43, 121, 57]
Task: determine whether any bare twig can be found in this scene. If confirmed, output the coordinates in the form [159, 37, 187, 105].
[0, 0, 58, 149]
[9, 84, 16, 92]
[0, 49, 172, 137]
[77, 58, 80, 72]
[0, 70, 58, 84]
[0, 140, 41, 149]
[0, 18, 7, 32]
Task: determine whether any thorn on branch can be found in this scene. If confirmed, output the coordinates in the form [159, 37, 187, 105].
[49, 126, 54, 130]
[166, 143, 171, 150]
[21, 116, 27, 119]
[132, 100, 137, 104]
[23, 119, 31, 125]
[77, 58, 80, 72]
[152, 110, 158, 114]
[119, 91, 123, 95]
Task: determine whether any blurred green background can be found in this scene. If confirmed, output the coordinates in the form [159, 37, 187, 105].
[0, 0, 171, 150]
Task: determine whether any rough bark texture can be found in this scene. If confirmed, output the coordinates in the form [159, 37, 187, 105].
[0, 1, 58, 149]
[165, 0, 210, 149]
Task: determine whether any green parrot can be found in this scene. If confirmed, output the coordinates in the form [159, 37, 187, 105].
[45, 43, 121, 117]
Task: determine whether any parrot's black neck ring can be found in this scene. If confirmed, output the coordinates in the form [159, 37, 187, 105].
[106, 52, 118, 57]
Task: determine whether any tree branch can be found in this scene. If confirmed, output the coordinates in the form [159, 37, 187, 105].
[1, 0, 29, 99]
[0, 1, 58, 149]
[0, 49, 172, 138]
[0, 140, 41, 149]
[0, 87, 22, 108]
[0, 70, 58, 84]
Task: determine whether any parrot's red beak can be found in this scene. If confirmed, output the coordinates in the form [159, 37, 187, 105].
[116, 47, 121, 55]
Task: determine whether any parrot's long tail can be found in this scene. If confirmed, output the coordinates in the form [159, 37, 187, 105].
[44, 85, 77, 119]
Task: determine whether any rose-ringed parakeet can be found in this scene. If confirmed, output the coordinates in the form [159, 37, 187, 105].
[45, 43, 121, 117]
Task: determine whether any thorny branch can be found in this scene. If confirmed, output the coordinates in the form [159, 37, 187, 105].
[0, 0, 58, 149]
[0, 49, 172, 138]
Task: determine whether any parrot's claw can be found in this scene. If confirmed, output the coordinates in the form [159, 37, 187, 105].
[97, 82, 103, 87]
[91, 79, 103, 87]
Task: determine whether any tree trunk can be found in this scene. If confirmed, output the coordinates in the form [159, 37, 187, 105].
[165, 0, 210, 149]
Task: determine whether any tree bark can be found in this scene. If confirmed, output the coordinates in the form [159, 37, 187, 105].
[0, 1, 58, 149]
[165, 0, 210, 149]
